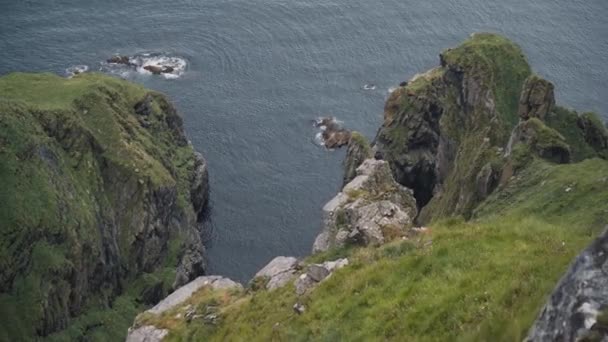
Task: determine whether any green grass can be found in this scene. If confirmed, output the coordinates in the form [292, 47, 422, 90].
[0, 72, 201, 340]
[142, 155, 608, 341]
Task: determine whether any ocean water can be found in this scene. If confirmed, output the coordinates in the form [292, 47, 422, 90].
[1, 0, 606, 282]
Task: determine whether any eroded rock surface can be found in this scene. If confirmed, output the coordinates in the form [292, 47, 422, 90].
[254, 256, 299, 290]
[313, 159, 417, 253]
[526, 227, 608, 342]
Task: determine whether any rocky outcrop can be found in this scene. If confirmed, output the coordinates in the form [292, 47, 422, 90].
[578, 112, 608, 158]
[518, 75, 555, 121]
[342, 132, 373, 186]
[0, 73, 210, 340]
[252, 256, 299, 290]
[294, 258, 349, 296]
[313, 159, 417, 253]
[526, 227, 608, 342]
[314, 117, 352, 149]
[506, 118, 571, 164]
[126, 326, 169, 342]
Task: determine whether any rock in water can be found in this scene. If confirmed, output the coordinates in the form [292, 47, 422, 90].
[526, 227, 608, 342]
[144, 65, 164, 74]
[107, 55, 132, 65]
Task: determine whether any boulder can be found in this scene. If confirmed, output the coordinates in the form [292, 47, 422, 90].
[143, 65, 163, 75]
[518, 75, 555, 121]
[107, 55, 131, 65]
[126, 325, 169, 342]
[254, 256, 299, 290]
[526, 227, 608, 342]
[323, 129, 351, 149]
[148, 276, 242, 315]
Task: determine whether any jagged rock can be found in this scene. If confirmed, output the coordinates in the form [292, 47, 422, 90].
[295, 274, 316, 296]
[526, 227, 608, 342]
[314, 117, 352, 149]
[475, 163, 499, 200]
[518, 75, 555, 121]
[191, 152, 209, 217]
[507, 118, 571, 164]
[313, 159, 417, 253]
[294, 259, 349, 296]
[343, 132, 372, 186]
[148, 276, 242, 315]
[254, 256, 299, 290]
[307, 265, 330, 282]
[107, 55, 132, 65]
[126, 325, 169, 342]
[376, 33, 532, 222]
[323, 129, 351, 149]
[144, 65, 164, 75]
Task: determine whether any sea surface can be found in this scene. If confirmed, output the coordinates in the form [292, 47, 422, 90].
[1, 0, 606, 282]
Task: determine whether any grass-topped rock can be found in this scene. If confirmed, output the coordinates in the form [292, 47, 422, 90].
[0, 72, 209, 341]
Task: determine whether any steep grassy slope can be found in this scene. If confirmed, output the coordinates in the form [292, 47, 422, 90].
[0, 73, 208, 340]
[132, 156, 608, 341]
[128, 34, 608, 341]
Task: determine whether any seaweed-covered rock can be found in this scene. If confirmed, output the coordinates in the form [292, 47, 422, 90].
[518, 75, 555, 121]
[526, 227, 608, 342]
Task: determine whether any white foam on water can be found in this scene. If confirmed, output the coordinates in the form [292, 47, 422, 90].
[102, 53, 188, 79]
[65, 65, 89, 78]
[363, 84, 376, 90]
[387, 86, 397, 94]
[314, 132, 326, 147]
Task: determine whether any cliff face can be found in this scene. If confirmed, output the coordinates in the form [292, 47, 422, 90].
[0, 73, 209, 340]
[374, 33, 607, 222]
[123, 33, 608, 341]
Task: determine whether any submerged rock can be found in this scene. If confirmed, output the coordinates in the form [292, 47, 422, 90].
[107, 55, 132, 65]
[314, 117, 352, 149]
[526, 227, 608, 342]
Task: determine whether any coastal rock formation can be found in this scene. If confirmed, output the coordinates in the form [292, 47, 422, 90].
[526, 227, 608, 342]
[0, 73, 210, 340]
[374, 33, 607, 223]
[313, 159, 417, 253]
[518, 75, 555, 121]
[342, 132, 373, 186]
[314, 117, 352, 149]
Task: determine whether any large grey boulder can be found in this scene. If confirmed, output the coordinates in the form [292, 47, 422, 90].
[313, 159, 417, 253]
[148, 276, 242, 315]
[126, 325, 169, 342]
[254, 256, 299, 290]
[526, 227, 608, 342]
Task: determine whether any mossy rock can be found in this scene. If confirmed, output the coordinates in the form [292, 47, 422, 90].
[0, 72, 206, 340]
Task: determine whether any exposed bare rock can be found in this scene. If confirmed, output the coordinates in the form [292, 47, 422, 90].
[126, 325, 169, 342]
[518, 75, 555, 121]
[313, 159, 417, 253]
[148, 276, 242, 315]
[526, 227, 608, 342]
[253, 256, 299, 290]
